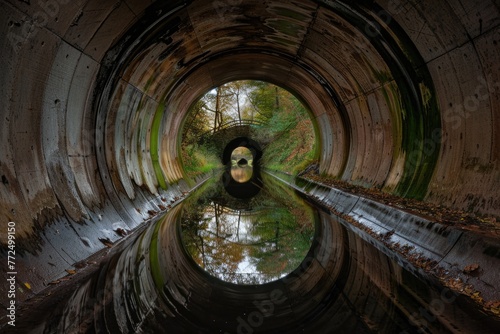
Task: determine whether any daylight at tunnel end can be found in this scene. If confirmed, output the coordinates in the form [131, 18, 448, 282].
[0, 0, 499, 332]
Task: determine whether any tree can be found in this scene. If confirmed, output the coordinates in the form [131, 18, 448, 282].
[224, 80, 246, 123]
[180, 80, 317, 176]
[244, 81, 276, 121]
[182, 100, 211, 145]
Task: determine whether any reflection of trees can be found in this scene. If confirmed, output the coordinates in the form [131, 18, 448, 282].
[182, 203, 245, 282]
[182, 203, 315, 284]
[180, 172, 316, 285]
[248, 208, 314, 282]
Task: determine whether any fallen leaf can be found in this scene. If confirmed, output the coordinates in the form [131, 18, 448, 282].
[24, 282, 31, 289]
[66, 269, 76, 275]
[98, 238, 114, 248]
[114, 228, 128, 237]
[463, 264, 480, 274]
[74, 262, 86, 269]
[485, 301, 500, 309]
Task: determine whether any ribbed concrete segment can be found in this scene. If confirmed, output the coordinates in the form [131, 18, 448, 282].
[0, 0, 498, 332]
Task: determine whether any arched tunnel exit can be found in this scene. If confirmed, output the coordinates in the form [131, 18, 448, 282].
[222, 137, 263, 166]
[1, 0, 500, 333]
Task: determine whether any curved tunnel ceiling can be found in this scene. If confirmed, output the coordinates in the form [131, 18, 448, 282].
[0, 0, 499, 332]
[2, 0, 499, 236]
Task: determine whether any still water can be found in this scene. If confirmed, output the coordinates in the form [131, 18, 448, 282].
[18, 167, 500, 333]
[179, 168, 316, 285]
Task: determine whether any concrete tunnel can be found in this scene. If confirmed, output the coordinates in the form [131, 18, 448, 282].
[0, 0, 499, 332]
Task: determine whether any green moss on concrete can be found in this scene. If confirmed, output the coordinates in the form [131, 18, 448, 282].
[149, 217, 165, 289]
[150, 101, 168, 190]
[325, 0, 441, 200]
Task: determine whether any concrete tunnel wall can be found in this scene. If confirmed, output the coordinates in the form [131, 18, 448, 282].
[46, 203, 489, 333]
[0, 0, 499, 311]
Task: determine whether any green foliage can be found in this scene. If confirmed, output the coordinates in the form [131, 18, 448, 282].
[248, 207, 314, 277]
[181, 100, 222, 178]
[180, 80, 318, 176]
[244, 81, 277, 121]
[182, 100, 212, 145]
[151, 102, 167, 189]
[258, 96, 317, 174]
[182, 142, 222, 178]
[243, 81, 318, 174]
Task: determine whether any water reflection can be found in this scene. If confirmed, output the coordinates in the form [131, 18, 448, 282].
[180, 171, 316, 285]
[230, 165, 253, 183]
[230, 146, 254, 183]
[22, 173, 500, 333]
[222, 166, 262, 199]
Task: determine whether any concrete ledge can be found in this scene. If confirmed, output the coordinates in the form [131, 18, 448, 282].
[267, 170, 500, 303]
[0, 172, 212, 308]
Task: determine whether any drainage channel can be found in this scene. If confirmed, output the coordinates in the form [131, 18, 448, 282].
[6, 168, 500, 333]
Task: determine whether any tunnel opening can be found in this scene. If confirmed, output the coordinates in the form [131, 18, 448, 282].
[1, 0, 500, 332]
[222, 137, 262, 166]
[237, 158, 248, 167]
[180, 80, 318, 179]
[231, 147, 253, 168]
[230, 146, 254, 183]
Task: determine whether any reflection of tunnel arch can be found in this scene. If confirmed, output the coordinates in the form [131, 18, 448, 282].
[1, 0, 499, 332]
[26, 202, 500, 333]
[222, 137, 263, 165]
[223, 167, 262, 199]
